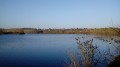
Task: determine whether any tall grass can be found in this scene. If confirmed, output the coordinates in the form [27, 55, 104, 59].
[66, 27, 120, 67]
[76, 38, 95, 67]
[67, 37, 114, 67]
[67, 49, 80, 67]
[89, 28, 120, 36]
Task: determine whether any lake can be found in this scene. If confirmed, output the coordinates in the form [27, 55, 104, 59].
[0, 34, 119, 67]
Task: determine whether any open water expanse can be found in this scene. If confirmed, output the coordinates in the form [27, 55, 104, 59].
[0, 34, 119, 67]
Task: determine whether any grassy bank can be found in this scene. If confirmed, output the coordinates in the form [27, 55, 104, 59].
[0, 28, 120, 36]
[89, 28, 120, 36]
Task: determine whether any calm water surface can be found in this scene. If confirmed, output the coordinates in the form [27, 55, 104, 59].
[0, 34, 118, 67]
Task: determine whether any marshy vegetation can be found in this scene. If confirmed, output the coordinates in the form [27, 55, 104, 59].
[67, 37, 115, 67]
[0, 27, 120, 36]
[66, 27, 120, 67]
[89, 28, 120, 36]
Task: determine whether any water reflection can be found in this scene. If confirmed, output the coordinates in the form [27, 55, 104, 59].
[0, 34, 119, 67]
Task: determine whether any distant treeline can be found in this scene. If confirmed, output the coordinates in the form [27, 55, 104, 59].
[0, 28, 43, 34]
[0, 28, 120, 36]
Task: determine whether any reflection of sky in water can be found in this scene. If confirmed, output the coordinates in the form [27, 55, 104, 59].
[0, 34, 119, 67]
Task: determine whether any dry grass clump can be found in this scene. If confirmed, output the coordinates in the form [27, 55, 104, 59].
[67, 37, 114, 67]
[75, 37, 96, 67]
[67, 49, 80, 67]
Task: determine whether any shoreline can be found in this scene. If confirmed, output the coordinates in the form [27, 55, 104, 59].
[0, 28, 120, 36]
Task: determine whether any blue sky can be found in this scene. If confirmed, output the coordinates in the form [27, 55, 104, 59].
[0, 0, 120, 28]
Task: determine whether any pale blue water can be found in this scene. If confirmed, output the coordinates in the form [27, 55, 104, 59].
[0, 34, 118, 67]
